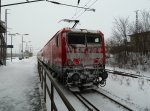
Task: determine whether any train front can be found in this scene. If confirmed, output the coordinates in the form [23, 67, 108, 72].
[63, 29, 108, 89]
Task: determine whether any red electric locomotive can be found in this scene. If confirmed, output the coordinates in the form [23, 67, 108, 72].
[38, 27, 108, 89]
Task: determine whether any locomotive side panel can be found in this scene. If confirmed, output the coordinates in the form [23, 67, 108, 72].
[101, 33, 106, 65]
[52, 33, 63, 74]
[40, 31, 64, 75]
[61, 31, 67, 67]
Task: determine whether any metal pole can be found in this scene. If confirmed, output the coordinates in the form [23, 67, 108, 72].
[44, 72, 46, 103]
[135, 10, 139, 53]
[11, 35, 12, 62]
[5, 10, 7, 62]
[18, 34, 29, 59]
[5, 9, 10, 45]
[135, 10, 139, 33]
[5, 10, 8, 44]
[22, 35, 23, 59]
[51, 84, 54, 111]
[5, 9, 10, 62]
[0, 0, 1, 20]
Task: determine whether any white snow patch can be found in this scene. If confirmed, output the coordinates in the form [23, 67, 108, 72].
[0, 57, 41, 111]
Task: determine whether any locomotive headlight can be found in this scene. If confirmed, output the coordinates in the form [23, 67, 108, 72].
[94, 58, 100, 64]
[73, 59, 80, 65]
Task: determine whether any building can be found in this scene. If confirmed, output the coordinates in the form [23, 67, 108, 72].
[129, 31, 150, 53]
[0, 21, 6, 65]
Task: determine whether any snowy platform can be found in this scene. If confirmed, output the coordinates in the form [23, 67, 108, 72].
[0, 57, 41, 111]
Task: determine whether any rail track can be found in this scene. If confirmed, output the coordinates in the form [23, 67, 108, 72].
[73, 92, 100, 111]
[92, 89, 134, 111]
[72, 89, 135, 111]
[106, 69, 150, 81]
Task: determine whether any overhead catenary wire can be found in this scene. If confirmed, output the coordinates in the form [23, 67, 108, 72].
[66, 0, 98, 28]
[71, 0, 93, 19]
[1, 0, 45, 7]
[75, 0, 98, 19]
[74, 0, 98, 19]
[71, 4, 79, 19]
[47, 0, 95, 11]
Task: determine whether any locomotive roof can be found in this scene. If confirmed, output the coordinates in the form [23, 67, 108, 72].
[61, 27, 102, 34]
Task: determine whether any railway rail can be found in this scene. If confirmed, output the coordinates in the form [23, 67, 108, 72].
[92, 89, 134, 111]
[72, 89, 135, 111]
[106, 69, 150, 81]
[73, 92, 100, 111]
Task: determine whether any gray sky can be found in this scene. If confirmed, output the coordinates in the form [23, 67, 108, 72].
[1, 0, 150, 54]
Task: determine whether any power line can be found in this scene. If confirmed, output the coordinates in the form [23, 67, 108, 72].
[74, 0, 98, 19]
[1, 0, 45, 7]
[47, 0, 95, 11]
[71, 0, 92, 19]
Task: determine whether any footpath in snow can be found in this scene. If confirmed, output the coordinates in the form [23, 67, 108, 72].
[0, 57, 41, 111]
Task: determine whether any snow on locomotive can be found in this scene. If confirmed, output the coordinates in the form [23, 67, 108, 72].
[38, 28, 108, 89]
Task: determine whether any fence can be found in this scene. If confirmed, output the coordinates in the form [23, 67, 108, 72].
[37, 59, 75, 111]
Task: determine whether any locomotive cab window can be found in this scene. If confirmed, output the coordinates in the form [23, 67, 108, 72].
[86, 36, 101, 44]
[68, 33, 102, 47]
[68, 33, 85, 45]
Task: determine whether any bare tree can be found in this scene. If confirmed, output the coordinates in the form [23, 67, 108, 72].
[112, 17, 129, 44]
[111, 17, 130, 65]
[129, 10, 150, 54]
[108, 10, 150, 69]
[140, 10, 150, 32]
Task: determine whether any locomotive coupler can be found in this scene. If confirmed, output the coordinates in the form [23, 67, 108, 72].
[100, 71, 108, 80]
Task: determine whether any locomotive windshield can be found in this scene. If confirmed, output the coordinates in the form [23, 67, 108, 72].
[68, 33, 85, 45]
[68, 33, 102, 46]
[86, 35, 101, 44]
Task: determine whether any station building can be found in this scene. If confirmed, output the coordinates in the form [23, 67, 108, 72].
[0, 21, 6, 65]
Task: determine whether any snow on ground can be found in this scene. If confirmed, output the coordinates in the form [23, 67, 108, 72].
[103, 66, 150, 111]
[0, 57, 41, 111]
[46, 82, 131, 111]
[45, 66, 150, 111]
[1, 57, 150, 111]
[46, 76, 150, 111]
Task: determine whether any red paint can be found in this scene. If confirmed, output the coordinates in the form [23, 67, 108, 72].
[73, 59, 80, 65]
[37, 28, 106, 72]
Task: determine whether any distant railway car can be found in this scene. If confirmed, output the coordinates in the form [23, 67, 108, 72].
[38, 28, 108, 89]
